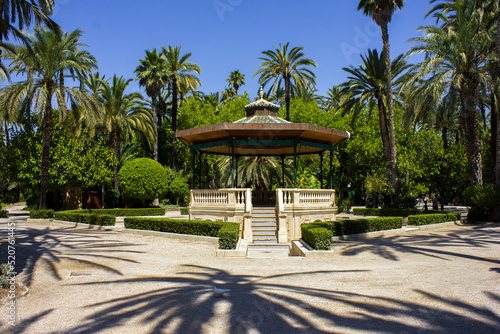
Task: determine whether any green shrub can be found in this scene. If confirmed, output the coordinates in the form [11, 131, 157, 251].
[217, 223, 240, 249]
[118, 158, 169, 202]
[353, 208, 442, 217]
[123, 217, 239, 249]
[54, 210, 115, 226]
[408, 212, 461, 226]
[463, 184, 500, 221]
[301, 217, 402, 250]
[301, 225, 333, 250]
[0, 210, 8, 218]
[29, 209, 55, 219]
[0, 263, 14, 289]
[180, 207, 189, 215]
[89, 208, 165, 217]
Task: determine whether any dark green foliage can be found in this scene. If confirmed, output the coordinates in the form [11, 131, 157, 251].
[301, 217, 403, 250]
[180, 207, 189, 215]
[104, 187, 122, 209]
[123, 218, 239, 249]
[217, 223, 240, 249]
[301, 226, 333, 250]
[353, 208, 443, 217]
[0, 210, 7, 218]
[0, 263, 14, 289]
[29, 209, 55, 219]
[89, 208, 165, 217]
[463, 185, 500, 222]
[54, 210, 115, 226]
[118, 158, 168, 201]
[408, 212, 461, 226]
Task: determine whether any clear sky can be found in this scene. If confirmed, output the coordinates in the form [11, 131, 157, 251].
[51, 0, 434, 97]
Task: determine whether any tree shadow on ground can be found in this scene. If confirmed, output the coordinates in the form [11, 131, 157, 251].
[45, 265, 500, 334]
[0, 226, 143, 287]
[334, 225, 500, 265]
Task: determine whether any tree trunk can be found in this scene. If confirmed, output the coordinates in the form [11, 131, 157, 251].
[381, 22, 399, 196]
[171, 76, 178, 171]
[377, 96, 392, 206]
[39, 87, 54, 210]
[285, 76, 291, 121]
[112, 129, 120, 192]
[152, 95, 158, 162]
[461, 83, 483, 186]
[493, 0, 500, 220]
[442, 126, 448, 151]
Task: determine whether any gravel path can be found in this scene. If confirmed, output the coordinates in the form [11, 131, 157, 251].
[1, 204, 499, 334]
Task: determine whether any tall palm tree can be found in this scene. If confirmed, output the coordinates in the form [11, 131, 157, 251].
[357, 0, 405, 192]
[161, 45, 201, 170]
[226, 70, 245, 95]
[253, 42, 317, 121]
[0, 28, 98, 209]
[341, 49, 409, 203]
[320, 84, 344, 113]
[405, 0, 492, 185]
[97, 75, 155, 191]
[134, 48, 168, 162]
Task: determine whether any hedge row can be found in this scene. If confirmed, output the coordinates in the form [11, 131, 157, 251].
[30, 209, 55, 219]
[353, 208, 443, 217]
[408, 212, 461, 226]
[88, 208, 166, 217]
[0, 210, 8, 218]
[54, 210, 115, 226]
[124, 218, 239, 249]
[301, 217, 403, 250]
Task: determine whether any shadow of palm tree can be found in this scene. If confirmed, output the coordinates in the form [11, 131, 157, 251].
[335, 225, 500, 265]
[55, 265, 500, 334]
[0, 226, 144, 287]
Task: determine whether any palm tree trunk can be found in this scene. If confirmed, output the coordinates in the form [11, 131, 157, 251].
[381, 22, 399, 195]
[39, 88, 54, 210]
[171, 76, 178, 170]
[442, 126, 448, 151]
[377, 97, 392, 203]
[495, 0, 500, 190]
[152, 95, 158, 162]
[112, 129, 120, 192]
[285, 77, 291, 121]
[461, 83, 483, 186]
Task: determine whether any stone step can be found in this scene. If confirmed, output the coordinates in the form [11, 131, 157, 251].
[252, 237, 278, 244]
[247, 243, 290, 258]
[253, 230, 277, 236]
[252, 226, 277, 232]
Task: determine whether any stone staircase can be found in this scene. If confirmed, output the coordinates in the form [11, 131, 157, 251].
[247, 207, 289, 258]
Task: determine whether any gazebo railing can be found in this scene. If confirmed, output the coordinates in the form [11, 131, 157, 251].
[190, 188, 251, 212]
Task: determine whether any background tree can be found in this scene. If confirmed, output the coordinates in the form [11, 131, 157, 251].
[161, 45, 201, 170]
[226, 70, 245, 95]
[357, 0, 405, 193]
[253, 42, 317, 121]
[97, 75, 155, 191]
[0, 28, 98, 209]
[135, 48, 168, 162]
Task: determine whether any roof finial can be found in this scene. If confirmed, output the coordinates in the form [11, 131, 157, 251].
[259, 86, 264, 100]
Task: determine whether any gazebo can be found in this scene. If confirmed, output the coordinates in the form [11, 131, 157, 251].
[175, 88, 350, 246]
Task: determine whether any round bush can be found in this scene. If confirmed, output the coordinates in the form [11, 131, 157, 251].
[118, 158, 168, 201]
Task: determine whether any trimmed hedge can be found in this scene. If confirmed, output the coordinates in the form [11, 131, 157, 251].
[88, 208, 165, 217]
[408, 212, 461, 226]
[301, 217, 403, 250]
[54, 210, 115, 226]
[30, 209, 55, 219]
[353, 208, 443, 217]
[124, 217, 239, 249]
[0, 210, 8, 218]
[180, 207, 189, 215]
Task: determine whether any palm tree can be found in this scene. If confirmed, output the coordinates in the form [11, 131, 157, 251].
[97, 75, 155, 191]
[357, 0, 405, 192]
[0, 28, 98, 209]
[134, 48, 168, 162]
[221, 87, 235, 102]
[341, 49, 410, 203]
[253, 42, 317, 121]
[320, 85, 344, 113]
[226, 70, 245, 95]
[161, 45, 201, 170]
[405, 0, 493, 185]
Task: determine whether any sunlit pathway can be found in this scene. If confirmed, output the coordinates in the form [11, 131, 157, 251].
[1, 204, 499, 333]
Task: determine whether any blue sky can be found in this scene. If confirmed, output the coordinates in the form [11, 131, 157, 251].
[51, 0, 434, 97]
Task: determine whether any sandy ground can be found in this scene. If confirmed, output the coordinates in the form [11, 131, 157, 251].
[0, 204, 499, 334]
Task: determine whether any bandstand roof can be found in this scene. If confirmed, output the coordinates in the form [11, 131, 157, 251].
[175, 88, 350, 157]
